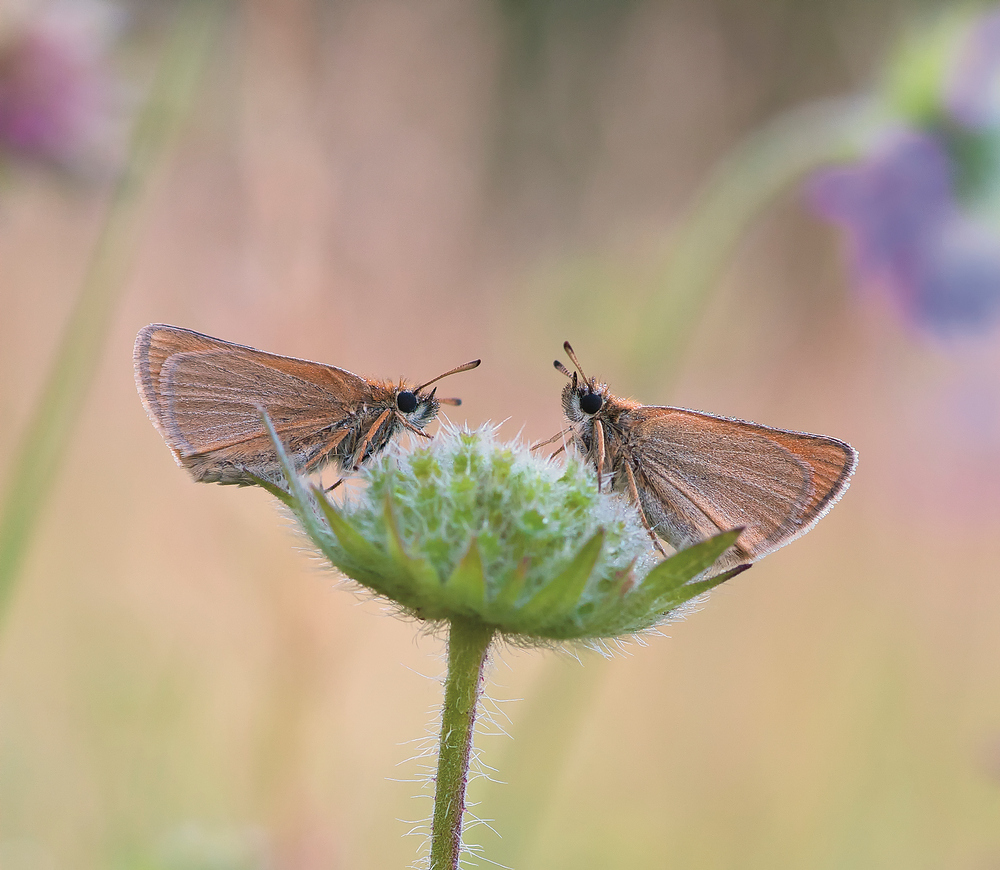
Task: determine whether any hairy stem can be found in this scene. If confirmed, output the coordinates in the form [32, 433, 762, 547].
[430, 617, 495, 870]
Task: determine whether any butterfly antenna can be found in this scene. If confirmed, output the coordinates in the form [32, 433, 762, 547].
[563, 341, 589, 382]
[432, 386, 462, 407]
[553, 360, 573, 379]
[415, 359, 481, 392]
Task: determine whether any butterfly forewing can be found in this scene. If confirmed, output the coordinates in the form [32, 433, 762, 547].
[628, 406, 856, 568]
[135, 324, 379, 483]
[159, 349, 359, 452]
[136, 324, 481, 486]
[134, 324, 227, 434]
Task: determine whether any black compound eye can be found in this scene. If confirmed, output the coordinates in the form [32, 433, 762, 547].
[579, 392, 603, 415]
[396, 391, 418, 413]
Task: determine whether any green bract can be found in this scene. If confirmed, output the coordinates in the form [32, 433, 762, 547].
[259, 417, 742, 642]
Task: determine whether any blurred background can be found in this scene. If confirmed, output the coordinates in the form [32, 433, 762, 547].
[2, 0, 1000, 868]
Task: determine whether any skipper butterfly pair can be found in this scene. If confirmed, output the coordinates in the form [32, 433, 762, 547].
[134, 326, 856, 570]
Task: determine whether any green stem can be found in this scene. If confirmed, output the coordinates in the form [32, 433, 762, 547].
[0, 1, 224, 618]
[430, 617, 495, 870]
[629, 96, 871, 394]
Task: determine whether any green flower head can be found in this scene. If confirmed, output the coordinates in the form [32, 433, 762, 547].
[259, 415, 743, 643]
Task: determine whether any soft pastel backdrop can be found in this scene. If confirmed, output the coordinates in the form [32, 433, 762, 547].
[1, 1, 999, 868]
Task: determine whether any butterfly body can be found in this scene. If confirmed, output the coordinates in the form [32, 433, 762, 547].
[556, 344, 857, 573]
[561, 380, 638, 490]
[135, 324, 477, 485]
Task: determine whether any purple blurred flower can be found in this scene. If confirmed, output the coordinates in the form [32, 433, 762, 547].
[807, 131, 1000, 332]
[0, 4, 122, 172]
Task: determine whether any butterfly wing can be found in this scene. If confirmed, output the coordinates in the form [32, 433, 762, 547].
[134, 323, 223, 438]
[624, 406, 857, 569]
[134, 324, 374, 482]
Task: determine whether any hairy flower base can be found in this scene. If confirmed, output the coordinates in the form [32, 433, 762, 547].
[259, 417, 742, 643]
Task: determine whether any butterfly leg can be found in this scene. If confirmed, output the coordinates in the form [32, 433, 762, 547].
[401, 417, 433, 439]
[352, 408, 393, 471]
[530, 428, 570, 451]
[324, 478, 345, 493]
[623, 461, 668, 557]
[594, 418, 606, 493]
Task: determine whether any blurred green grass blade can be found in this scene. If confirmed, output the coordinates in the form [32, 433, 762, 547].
[629, 96, 866, 393]
[0, 1, 226, 618]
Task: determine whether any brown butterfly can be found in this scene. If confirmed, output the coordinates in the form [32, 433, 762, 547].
[134, 324, 480, 487]
[540, 342, 858, 573]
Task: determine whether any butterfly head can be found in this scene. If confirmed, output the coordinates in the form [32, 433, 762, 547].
[394, 386, 440, 429]
[555, 342, 608, 424]
[396, 358, 482, 430]
[559, 371, 608, 422]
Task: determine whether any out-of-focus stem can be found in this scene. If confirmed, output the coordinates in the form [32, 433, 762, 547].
[429, 617, 495, 870]
[630, 96, 869, 394]
[0, 1, 225, 618]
